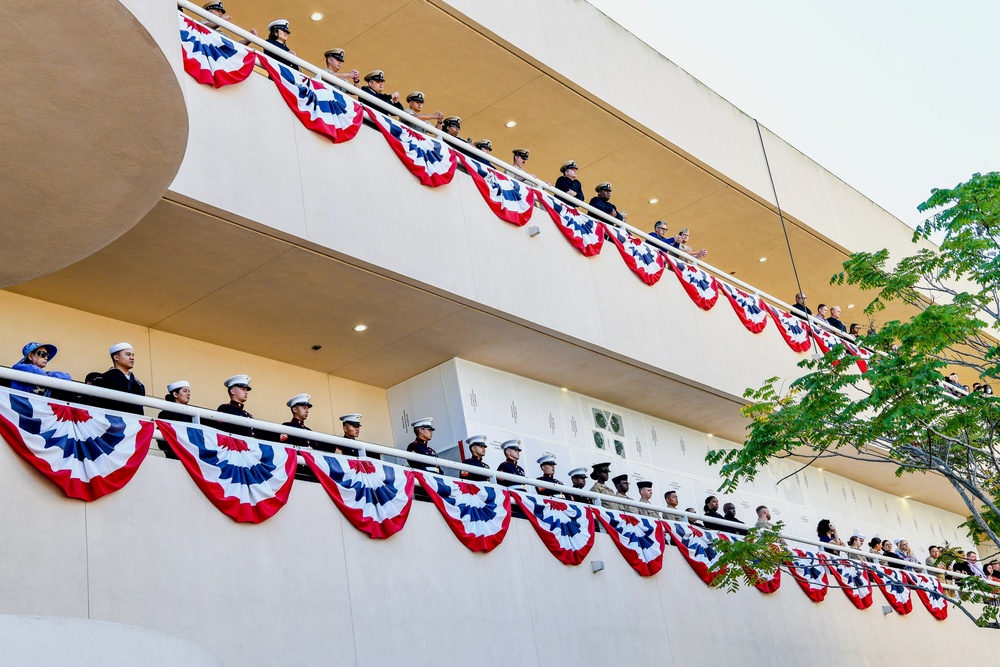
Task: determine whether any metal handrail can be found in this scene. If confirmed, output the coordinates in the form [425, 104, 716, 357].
[3, 365, 989, 592]
[176, 1, 862, 348]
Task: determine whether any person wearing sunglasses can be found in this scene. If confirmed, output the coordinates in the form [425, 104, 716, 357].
[11, 342, 72, 397]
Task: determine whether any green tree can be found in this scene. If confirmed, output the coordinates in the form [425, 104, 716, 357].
[709, 172, 1000, 552]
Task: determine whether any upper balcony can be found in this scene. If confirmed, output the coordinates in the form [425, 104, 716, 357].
[7, 2, 890, 446]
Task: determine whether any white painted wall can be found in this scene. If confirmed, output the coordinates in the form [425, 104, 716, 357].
[0, 436, 995, 666]
[387, 358, 969, 565]
[170, 64, 811, 405]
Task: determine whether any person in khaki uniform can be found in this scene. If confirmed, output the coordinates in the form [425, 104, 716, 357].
[589, 462, 623, 511]
[611, 473, 634, 511]
[635, 481, 660, 518]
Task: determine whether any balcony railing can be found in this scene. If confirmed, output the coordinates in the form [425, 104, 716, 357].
[2, 363, 988, 600]
[176, 0, 863, 355]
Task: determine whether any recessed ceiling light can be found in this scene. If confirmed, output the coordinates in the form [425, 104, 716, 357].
[847, 304, 855, 309]
[816, 467, 823, 471]
[706, 433, 713, 438]
[560, 387, 568, 392]
[648, 198, 658, 204]
[310, 12, 324, 21]
[353, 324, 368, 332]
[758, 257, 767, 263]
[505, 120, 517, 128]
[903, 495, 911, 499]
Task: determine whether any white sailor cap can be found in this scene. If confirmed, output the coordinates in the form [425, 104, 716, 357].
[224, 374, 252, 389]
[109, 342, 133, 356]
[339, 413, 362, 425]
[267, 19, 290, 33]
[166, 380, 190, 393]
[286, 393, 312, 408]
[568, 467, 587, 478]
[466, 434, 488, 446]
[501, 439, 522, 451]
[411, 417, 434, 430]
[537, 454, 556, 466]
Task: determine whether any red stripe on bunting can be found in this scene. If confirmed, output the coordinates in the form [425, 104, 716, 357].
[0, 389, 152, 501]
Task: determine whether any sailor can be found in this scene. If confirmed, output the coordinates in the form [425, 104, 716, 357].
[441, 116, 471, 144]
[201, 2, 257, 45]
[612, 473, 633, 511]
[279, 393, 315, 449]
[535, 453, 563, 497]
[360, 70, 404, 112]
[567, 466, 593, 504]
[322, 48, 360, 85]
[636, 480, 659, 517]
[590, 462, 623, 511]
[405, 91, 444, 128]
[509, 148, 531, 183]
[555, 160, 584, 202]
[406, 417, 442, 474]
[588, 182, 626, 222]
[496, 439, 525, 487]
[215, 374, 255, 438]
[334, 413, 362, 457]
[460, 434, 491, 481]
[473, 139, 493, 155]
[157, 380, 193, 424]
[264, 20, 298, 71]
[93, 342, 146, 415]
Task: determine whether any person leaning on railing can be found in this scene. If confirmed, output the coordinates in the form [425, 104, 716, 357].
[322, 48, 360, 86]
[360, 70, 404, 112]
[817, 519, 845, 553]
[588, 182, 625, 222]
[404, 91, 444, 129]
[11, 342, 72, 397]
[664, 227, 707, 260]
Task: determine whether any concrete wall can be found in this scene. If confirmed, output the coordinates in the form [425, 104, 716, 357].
[0, 291, 392, 445]
[169, 63, 810, 406]
[0, 433, 996, 666]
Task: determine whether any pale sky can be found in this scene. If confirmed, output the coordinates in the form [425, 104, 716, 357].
[587, 0, 1000, 228]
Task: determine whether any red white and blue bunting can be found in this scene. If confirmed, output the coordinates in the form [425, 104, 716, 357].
[257, 56, 364, 144]
[766, 305, 813, 353]
[459, 155, 536, 227]
[537, 191, 605, 257]
[843, 339, 872, 373]
[179, 13, 256, 88]
[867, 564, 913, 615]
[156, 421, 296, 524]
[177, 16, 880, 371]
[606, 225, 667, 286]
[417, 473, 511, 553]
[666, 256, 720, 310]
[596, 510, 666, 576]
[810, 323, 843, 356]
[304, 452, 415, 539]
[719, 282, 769, 334]
[664, 521, 730, 585]
[906, 571, 948, 620]
[825, 556, 874, 610]
[786, 549, 829, 602]
[365, 108, 457, 188]
[0, 389, 152, 501]
[513, 492, 596, 566]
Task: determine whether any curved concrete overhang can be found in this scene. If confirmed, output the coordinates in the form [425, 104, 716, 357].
[0, 0, 188, 288]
